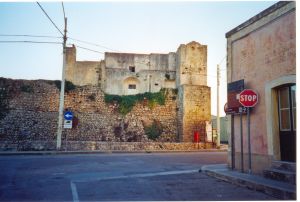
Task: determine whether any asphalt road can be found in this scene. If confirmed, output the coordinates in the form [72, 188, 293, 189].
[0, 152, 276, 201]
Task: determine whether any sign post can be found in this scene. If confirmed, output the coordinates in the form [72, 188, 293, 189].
[239, 89, 258, 174]
[226, 79, 245, 171]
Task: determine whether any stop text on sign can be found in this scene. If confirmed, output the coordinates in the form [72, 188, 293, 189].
[239, 89, 258, 107]
[240, 94, 257, 102]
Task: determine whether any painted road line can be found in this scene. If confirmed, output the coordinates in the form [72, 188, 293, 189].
[70, 181, 79, 202]
[70, 169, 199, 201]
[73, 169, 200, 183]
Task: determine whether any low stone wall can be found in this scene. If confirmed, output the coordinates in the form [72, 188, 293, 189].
[0, 78, 178, 146]
[0, 140, 213, 152]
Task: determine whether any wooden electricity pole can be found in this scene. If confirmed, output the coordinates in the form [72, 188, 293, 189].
[56, 17, 67, 150]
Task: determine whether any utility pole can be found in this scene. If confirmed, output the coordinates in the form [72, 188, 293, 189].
[216, 64, 220, 148]
[56, 17, 67, 150]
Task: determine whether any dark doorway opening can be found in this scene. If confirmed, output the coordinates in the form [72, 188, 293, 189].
[278, 84, 296, 162]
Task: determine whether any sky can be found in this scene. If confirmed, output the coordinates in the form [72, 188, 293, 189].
[0, 1, 277, 116]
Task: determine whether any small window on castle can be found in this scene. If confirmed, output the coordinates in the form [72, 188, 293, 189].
[129, 66, 135, 72]
[155, 83, 159, 86]
[128, 84, 136, 89]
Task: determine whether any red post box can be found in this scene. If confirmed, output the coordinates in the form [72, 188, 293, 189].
[194, 131, 199, 143]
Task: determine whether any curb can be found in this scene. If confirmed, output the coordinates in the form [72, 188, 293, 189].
[201, 164, 296, 200]
[0, 149, 227, 156]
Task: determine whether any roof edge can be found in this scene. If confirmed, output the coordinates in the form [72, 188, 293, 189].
[225, 1, 292, 38]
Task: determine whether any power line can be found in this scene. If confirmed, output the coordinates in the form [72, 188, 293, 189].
[74, 45, 105, 54]
[68, 37, 121, 52]
[218, 55, 226, 65]
[36, 2, 64, 36]
[0, 40, 62, 44]
[0, 34, 61, 39]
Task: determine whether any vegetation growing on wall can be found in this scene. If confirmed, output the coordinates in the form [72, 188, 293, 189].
[104, 89, 166, 115]
[144, 120, 163, 141]
[53, 80, 76, 93]
[20, 84, 34, 93]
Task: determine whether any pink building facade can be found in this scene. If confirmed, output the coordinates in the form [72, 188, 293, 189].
[226, 2, 296, 174]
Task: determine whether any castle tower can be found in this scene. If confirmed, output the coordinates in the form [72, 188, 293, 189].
[65, 45, 101, 86]
[65, 45, 76, 84]
[176, 41, 211, 142]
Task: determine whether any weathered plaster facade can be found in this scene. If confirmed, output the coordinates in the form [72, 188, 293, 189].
[65, 46, 101, 86]
[66, 46, 178, 95]
[176, 42, 207, 87]
[66, 41, 207, 95]
[226, 1, 296, 174]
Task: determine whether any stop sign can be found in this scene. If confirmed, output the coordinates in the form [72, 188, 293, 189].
[239, 89, 258, 107]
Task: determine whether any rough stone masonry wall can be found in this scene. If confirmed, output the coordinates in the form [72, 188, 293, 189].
[178, 85, 211, 142]
[0, 78, 179, 150]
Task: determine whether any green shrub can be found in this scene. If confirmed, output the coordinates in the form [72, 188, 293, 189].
[144, 120, 163, 140]
[104, 94, 122, 103]
[147, 99, 156, 109]
[119, 96, 137, 115]
[104, 89, 166, 115]
[54, 80, 76, 93]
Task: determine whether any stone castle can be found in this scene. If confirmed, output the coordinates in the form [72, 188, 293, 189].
[65, 41, 211, 142]
[0, 41, 211, 151]
[66, 41, 207, 95]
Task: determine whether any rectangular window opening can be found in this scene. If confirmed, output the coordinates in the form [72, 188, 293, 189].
[129, 66, 135, 73]
[128, 84, 136, 89]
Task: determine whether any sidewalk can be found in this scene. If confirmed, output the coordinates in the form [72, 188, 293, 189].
[201, 164, 296, 200]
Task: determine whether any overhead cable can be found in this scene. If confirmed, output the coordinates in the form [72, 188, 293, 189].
[218, 55, 226, 65]
[0, 34, 61, 39]
[74, 45, 104, 54]
[36, 2, 64, 36]
[0, 40, 62, 44]
[68, 37, 120, 52]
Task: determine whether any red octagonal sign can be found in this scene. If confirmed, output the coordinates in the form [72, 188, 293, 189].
[239, 89, 258, 107]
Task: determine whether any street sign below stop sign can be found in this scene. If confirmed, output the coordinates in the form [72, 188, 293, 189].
[239, 89, 258, 107]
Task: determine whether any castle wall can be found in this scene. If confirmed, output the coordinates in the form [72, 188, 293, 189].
[177, 85, 211, 142]
[65, 45, 100, 86]
[0, 79, 178, 151]
[105, 53, 149, 71]
[176, 41, 207, 88]
[104, 52, 176, 95]
[65, 46, 76, 83]
[73, 61, 100, 86]
[176, 42, 211, 142]
[0, 41, 212, 149]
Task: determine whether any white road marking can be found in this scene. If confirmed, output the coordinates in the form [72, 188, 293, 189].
[70, 181, 79, 202]
[74, 169, 199, 183]
[70, 169, 199, 201]
[52, 172, 65, 175]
